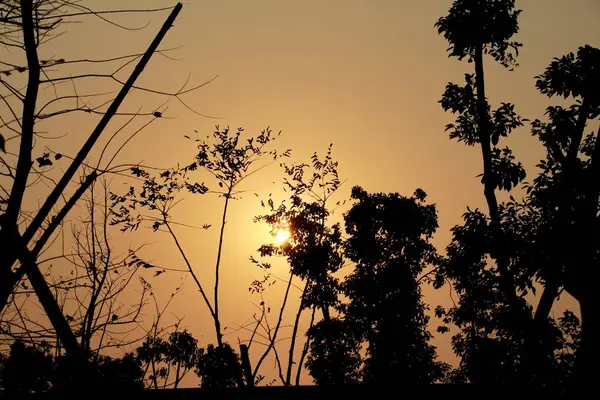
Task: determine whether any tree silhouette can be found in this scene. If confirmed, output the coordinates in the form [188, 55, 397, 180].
[305, 317, 362, 386]
[111, 126, 286, 354]
[0, 0, 188, 359]
[189, 126, 287, 348]
[136, 329, 200, 389]
[0, 340, 53, 394]
[434, 3, 599, 384]
[0, 178, 156, 364]
[526, 44, 600, 386]
[1, 0, 595, 393]
[53, 352, 145, 392]
[435, 0, 539, 383]
[341, 187, 447, 384]
[434, 207, 540, 384]
[196, 343, 244, 388]
[0, 339, 145, 394]
[253, 145, 344, 385]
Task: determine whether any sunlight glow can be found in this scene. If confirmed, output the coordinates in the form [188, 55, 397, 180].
[274, 228, 290, 245]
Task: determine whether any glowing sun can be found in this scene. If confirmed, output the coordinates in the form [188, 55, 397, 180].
[274, 227, 290, 244]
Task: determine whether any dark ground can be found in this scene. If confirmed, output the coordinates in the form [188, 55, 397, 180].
[19, 385, 576, 399]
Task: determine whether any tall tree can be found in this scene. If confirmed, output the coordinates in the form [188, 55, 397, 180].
[527, 44, 600, 386]
[435, 0, 536, 383]
[340, 187, 446, 384]
[436, 0, 526, 312]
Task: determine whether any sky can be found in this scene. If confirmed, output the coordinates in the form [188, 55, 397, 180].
[6, 0, 600, 386]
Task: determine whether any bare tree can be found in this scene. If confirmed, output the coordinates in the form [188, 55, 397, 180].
[0, 179, 153, 354]
[111, 126, 288, 354]
[0, 0, 203, 357]
[63, 179, 152, 353]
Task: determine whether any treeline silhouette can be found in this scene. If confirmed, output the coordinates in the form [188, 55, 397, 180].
[0, 0, 598, 396]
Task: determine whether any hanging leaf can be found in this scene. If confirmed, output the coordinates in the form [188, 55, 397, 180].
[36, 154, 53, 167]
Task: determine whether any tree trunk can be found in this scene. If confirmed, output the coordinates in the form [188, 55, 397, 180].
[213, 190, 231, 348]
[285, 279, 310, 386]
[295, 305, 316, 386]
[321, 303, 330, 322]
[240, 344, 254, 387]
[0, 0, 41, 316]
[214, 316, 223, 348]
[473, 46, 519, 306]
[16, 232, 81, 356]
[474, 44, 536, 383]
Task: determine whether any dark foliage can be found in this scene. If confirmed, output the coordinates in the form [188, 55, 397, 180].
[435, 0, 593, 390]
[341, 187, 447, 384]
[0, 340, 53, 393]
[303, 186, 449, 384]
[0, 340, 144, 394]
[435, 0, 522, 68]
[305, 318, 362, 385]
[196, 343, 244, 388]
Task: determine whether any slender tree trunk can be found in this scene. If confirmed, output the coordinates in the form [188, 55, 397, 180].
[213, 316, 223, 348]
[474, 44, 538, 383]
[534, 279, 559, 323]
[0, 0, 41, 317]
[174, 361, 182, 389]
[273, 345, 286, 385]
[320, 303, 330, 322]
[163, 364, 171, 389]
[253, 271, 294, 378]
[473, 45, 517, 305]
[295, 305, 316, 386]
[285, 279, 310, 386]
[213, 189, 231, 348]
[165, 220, 216, 322]
[150, 359, 159, 389]
[16, 232, 81, 356]
[4, 0, 39, 225]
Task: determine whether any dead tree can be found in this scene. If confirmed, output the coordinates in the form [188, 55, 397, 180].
[0, 178, 153, 355]
[0, 1, 197, 357]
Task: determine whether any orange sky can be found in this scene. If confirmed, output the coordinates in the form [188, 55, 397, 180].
[7, 0, 600, 386]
